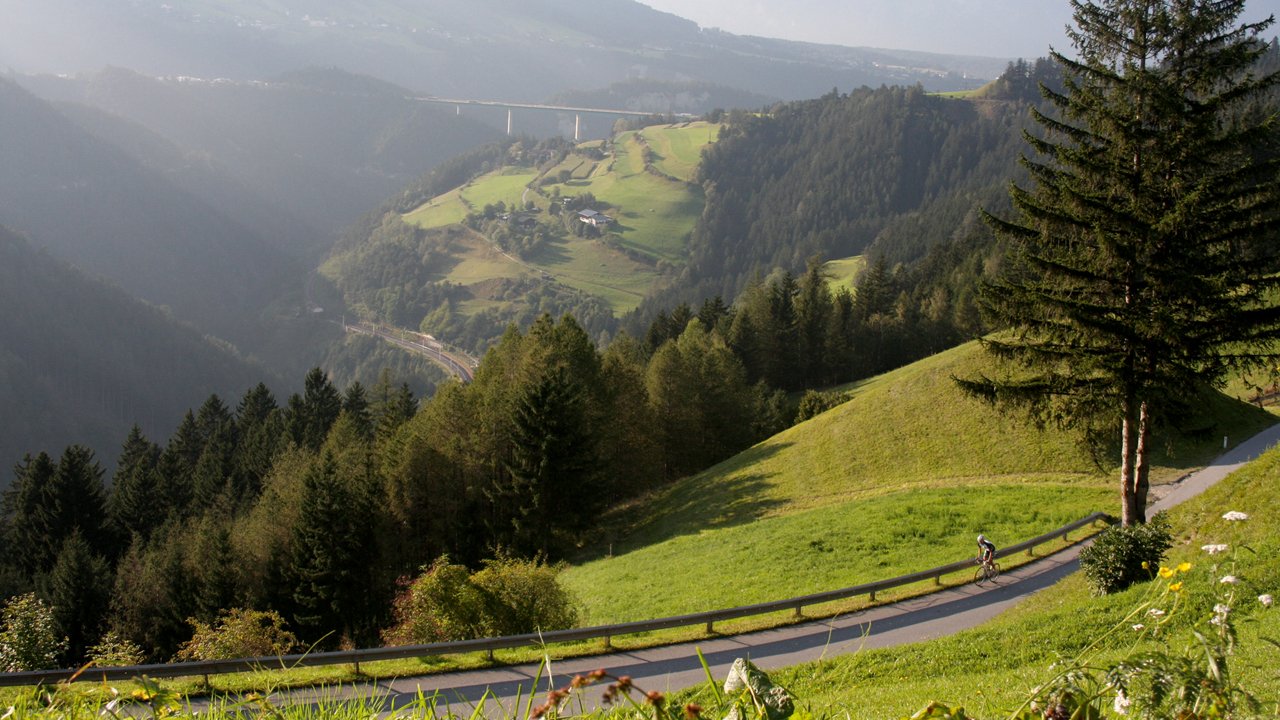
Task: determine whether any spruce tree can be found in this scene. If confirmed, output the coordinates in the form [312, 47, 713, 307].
[1, 453, 57, 582]
[962, 0, 1280, 525]
[43, 531, 110, 663]
[288, 453, 375, 648]
[497, 366, 595, 557]
[107, 426, 162, 545]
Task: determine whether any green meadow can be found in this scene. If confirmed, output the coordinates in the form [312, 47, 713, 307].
[398, 122, 718, 314]
[823, 255, 866, 294]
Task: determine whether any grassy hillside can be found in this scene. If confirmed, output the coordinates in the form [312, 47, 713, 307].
[823, 255, 866, 294]
[771, 440, 1280, 719]
[397, 122, 718, 315]
[562, 341, 1276, 624]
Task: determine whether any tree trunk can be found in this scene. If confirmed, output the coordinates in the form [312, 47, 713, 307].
[1119, 395, 1141, 526]
[1132, 400, 1152, 524]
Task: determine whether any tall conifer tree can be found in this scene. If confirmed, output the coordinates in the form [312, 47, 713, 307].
[963, 0, 1280, 524]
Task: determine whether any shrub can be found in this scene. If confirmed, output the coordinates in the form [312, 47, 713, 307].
[383, 554, 579, 644]
[471, 554, 579, 637]
[794, 390, 847, 423]
[175, 608, 298, 661]
[0, 593, 66, 671]
[86, 630, 146, 667]
[383, 556, 490, 644]
[1079, 512, 1173, 595]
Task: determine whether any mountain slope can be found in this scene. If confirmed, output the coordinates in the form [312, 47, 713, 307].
[19, 67, 503, 236]
[0, 0, 1005, 104]
[0, 76, 294, 344]
[0, 226, 274, 476]
[560, 341, 1276, 621]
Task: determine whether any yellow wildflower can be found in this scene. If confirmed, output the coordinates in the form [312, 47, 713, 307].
[1169, 581, 1184, 592]
[1176, 562, 1192, 573]
[1158, 566, 1175, 579]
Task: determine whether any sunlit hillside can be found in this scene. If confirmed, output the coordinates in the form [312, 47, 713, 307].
[561, 340, 1276, 623]
[396, 122, 718, 314]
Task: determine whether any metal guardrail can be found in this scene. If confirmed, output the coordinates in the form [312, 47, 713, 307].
[0, 511, 1110, 688]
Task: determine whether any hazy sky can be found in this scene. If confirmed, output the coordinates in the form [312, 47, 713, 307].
[639, 0, 1280, 59]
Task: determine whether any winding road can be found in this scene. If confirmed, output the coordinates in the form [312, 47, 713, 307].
[261, 424, 1280, 715]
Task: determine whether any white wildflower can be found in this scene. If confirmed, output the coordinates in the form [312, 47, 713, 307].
[1146, 608, 1165, 618]
[1202, 544, 1229, 555]
[1113, 691, 1131, 715]
[1222, 511, 1249, 521]
[1131, 623, 1144, 631]
[1260, 594, 1274, 608]
[1220, 575, 1240, 585]
[1210, 603, 1232, 626]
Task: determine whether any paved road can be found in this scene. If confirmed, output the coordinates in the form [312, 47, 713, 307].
[266, 423, 1280, 714]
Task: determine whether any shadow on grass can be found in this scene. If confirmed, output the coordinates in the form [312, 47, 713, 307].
[585, 442, 793, 560]
[1111, 385, 1277, 474]
[526, 237, 572, 266]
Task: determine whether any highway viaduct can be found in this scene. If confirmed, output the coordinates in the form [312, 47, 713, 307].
[409, 95, 696, 140]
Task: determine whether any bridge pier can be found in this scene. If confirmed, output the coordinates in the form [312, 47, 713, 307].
[574, 113, 581, 141]
[507, 108, 512, 135]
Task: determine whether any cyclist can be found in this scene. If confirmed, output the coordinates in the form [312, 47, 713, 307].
[977, 534, 996, 566]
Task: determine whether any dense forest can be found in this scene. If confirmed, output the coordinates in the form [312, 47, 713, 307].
[0, 310, 796, 663]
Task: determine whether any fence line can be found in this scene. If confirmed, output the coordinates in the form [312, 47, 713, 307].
[0, 512, 1110, 688]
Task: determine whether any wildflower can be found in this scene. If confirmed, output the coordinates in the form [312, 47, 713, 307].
[646, 690, 665, 707]
[1222, 511, 1249, 521]
[1131, 623, 1144, 631]
[1211, 603, 1231, 626]
[1158, 566, 1176, 579]
[1259, 594, 1274, 608]
[1220, 575, 1239, 585]
[1169, 582, 1184, 592]
[1202, 544, 1229, 555]
[1147, 608, 1165, 618]
[1176, 561, 1192, 573]
[1113, 691, 1131, 716]
[588, 668, 607, 681]
[131, 688, 157, 702]
[684, 703, 704, 719]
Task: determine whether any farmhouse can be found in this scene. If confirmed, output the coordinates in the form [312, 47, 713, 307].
[576, 209, 614, 227]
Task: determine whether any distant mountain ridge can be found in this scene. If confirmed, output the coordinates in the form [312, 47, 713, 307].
[0, 0, 1008, 104]
[0, 225, 274, 477]
[0, 76, 293, 345]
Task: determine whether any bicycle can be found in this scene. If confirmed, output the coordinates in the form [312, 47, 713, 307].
[974, 556, 1001, 583]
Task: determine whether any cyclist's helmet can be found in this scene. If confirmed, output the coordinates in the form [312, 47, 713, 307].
[977, 534, 986, 542]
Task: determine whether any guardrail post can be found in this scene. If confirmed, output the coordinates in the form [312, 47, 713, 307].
[1026, 546, 1035, 557]
[934, 575, 942, 586]
[603, 635, 612, 650]
[487, 648, 495, 662]
[1063, 530, 1070, 542]
[706, 620, 714, 634]
[354, 659, 361, 675]
[793, 604, 803, 618]
[869, 590, 876, 602]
